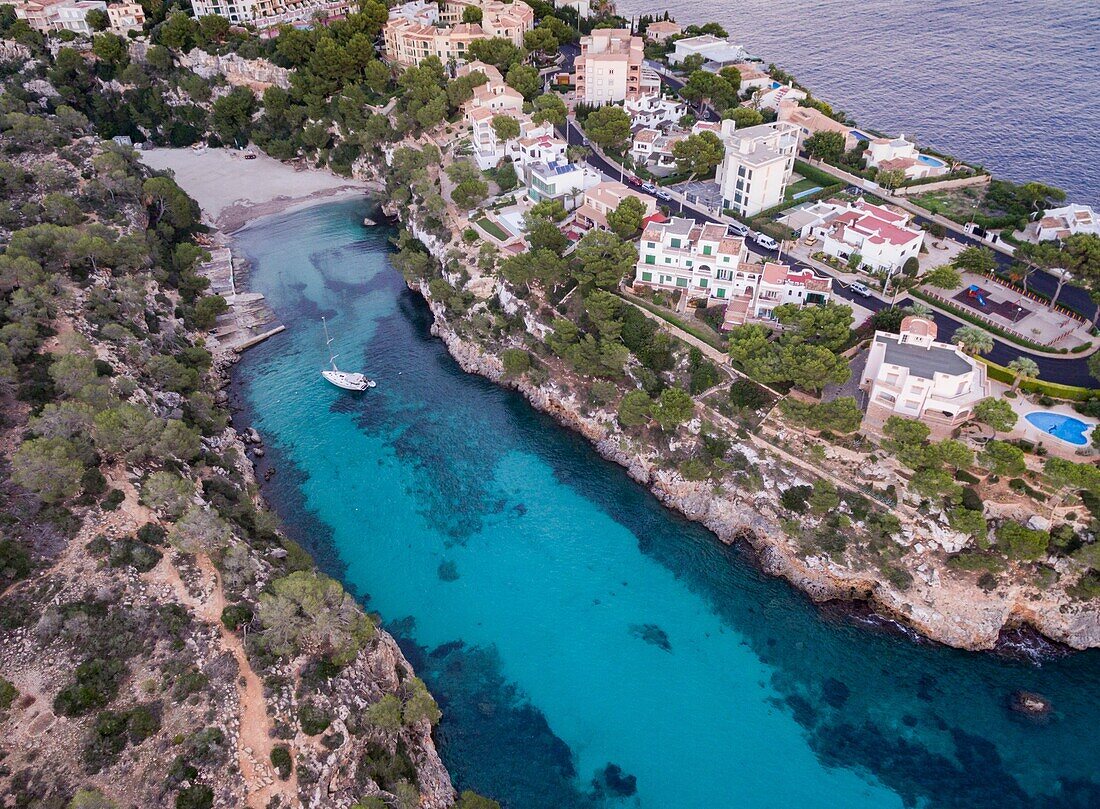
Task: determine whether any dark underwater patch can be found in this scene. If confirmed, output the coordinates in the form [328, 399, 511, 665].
[629, 623, 671, 652]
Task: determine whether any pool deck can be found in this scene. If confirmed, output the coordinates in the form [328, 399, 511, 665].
[1001, 388, 1096, 457]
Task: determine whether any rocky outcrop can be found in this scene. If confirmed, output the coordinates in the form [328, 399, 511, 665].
[0, 40, 31, 63]
[129, 42, 290, 90]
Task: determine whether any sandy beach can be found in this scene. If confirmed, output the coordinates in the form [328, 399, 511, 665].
[137, 147, 377, 232]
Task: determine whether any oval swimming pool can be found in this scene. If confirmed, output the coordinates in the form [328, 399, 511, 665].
[1024, 411, 1091, 445]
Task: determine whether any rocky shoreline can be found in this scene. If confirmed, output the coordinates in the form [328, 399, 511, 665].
[411, 281, 1100, 654]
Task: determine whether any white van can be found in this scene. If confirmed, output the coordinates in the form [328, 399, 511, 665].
[727, 221, 750, 237]
[754, 234, 779, 251]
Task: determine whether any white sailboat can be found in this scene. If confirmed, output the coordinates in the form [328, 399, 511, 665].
[320, 316, 375, 392]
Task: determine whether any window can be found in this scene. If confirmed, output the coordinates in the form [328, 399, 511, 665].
[676, 277, 688, 287]
[641, 271, 653, 282]
[699, 278, 708, 288]
[645, 255, 655, 265]
[716, 288, 726, 298]
[703, 245, 712, 255]
[670, 238, 681, 248]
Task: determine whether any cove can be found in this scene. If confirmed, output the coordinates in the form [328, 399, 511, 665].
[231, 199, 1100, 809]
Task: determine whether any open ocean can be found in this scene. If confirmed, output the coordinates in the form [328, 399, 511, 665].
[618, 0, 1100, 202]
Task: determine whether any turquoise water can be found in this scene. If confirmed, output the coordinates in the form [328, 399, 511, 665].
[232, 199, 1100, 809]
[1024, 412, 1091, 446]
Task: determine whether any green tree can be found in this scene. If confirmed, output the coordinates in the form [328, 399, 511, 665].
[802, 131, 845, 162]
[723, 107, 763, 128]
[952, 325, 993, 355]
[653, 386, 694, 431]
[490, 114, 520, 142]
[169, 506, 233, 555]
[671, 131, 724, 179]
[605, 195, 646, 239]
[1004, 357, 1039, 392]
[954, 245, 997, 275]
[773, 302, 853, 352]
[466, 37, 525, 72]
[462, 5, 483, 23]
[980, 440, 1026, 476]
[809, 478, 840, 514]
[524, 215, 568, 254]
[505, 63, 540, 100]
[85, 8, 109, 31]
[500, 348, 531, 377]
[11, 437, 85, 503]
[157, 11, 199, 50]
[211, 87, 257, 147]
[257, 570, 375, 665]
[456, 792, 502, 809]
[1012, 239, 1061, 293]
[923, 264, 961, 289]
[523, 26, 558, 61]
[402, 676, 441, 725]
[571, 229, 637, 289]
[365, 693, 402, 730]
[532, 94, 567, 127]
[875, 168, 905, 190]
[69, 789, 117, 809]
[583, 105, 632, 152]
[973, 397, 1018, 432]
[140, 471, 194, 519]
[617, 389, 653, 428]
[998, 521, 1049, 561]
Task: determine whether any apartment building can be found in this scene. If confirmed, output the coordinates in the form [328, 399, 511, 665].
[187, 0, 358, 28]
[715, 119, 799, 216]
[634, 217, 751, 301]
[15, 0, 107, 33]
[438, 0, 533, 45]
[861, 316, 988, 431]
[574, 28, 648, 105]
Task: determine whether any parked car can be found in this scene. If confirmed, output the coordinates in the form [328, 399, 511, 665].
[641, 183, 659, 195]
[656, 189, 672, 201]
[727, 221, 750, 237]
[754, 233, 779, 251]
[849, 282, 872, 297]
[803, 235, 818, 246]
[626, 175, 642, 187]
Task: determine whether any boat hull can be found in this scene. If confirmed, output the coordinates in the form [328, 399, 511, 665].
[322, 369, 374, 391]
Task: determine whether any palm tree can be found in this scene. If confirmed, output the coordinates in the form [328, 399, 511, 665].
[903, 302, 933, 318]
[954, 325, 994, 355]
[1007, 357, 1039, 391]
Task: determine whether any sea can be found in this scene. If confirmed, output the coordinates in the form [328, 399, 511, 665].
[233, 199, 1100, 808]
[617, 0, 1100, 203]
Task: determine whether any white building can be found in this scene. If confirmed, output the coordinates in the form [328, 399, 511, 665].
[54, 0, 106, 34]
[670, 34, 750, 68]
[188, 0, 358, 28]
[574, 28, 650, 105]
[715, 119, 799, 216]
[861, 316, 988, 430]
[630, 127, 682, 173]
[527, 159, 602, 210]
[749, 83, 806, 112]
[750, 262, 833, 321]
[1036, 204, 1100, 242]
[634, 217, 751, 301]
[806, 199, 925, 273]
[644, 20, 681, 43]
[863, 134, 949, 181]
[574, 181, 659, 232]
[623, 94, 688, 129]
[106, 1, 143, 31]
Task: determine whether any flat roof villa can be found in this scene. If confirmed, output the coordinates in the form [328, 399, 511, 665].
[861, 316, 988, 433]
[1036, 204, 1099, 242]
[670, 34, 751, 68]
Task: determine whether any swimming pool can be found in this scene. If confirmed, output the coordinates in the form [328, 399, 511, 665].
[849, 129, 873, 142]
[917, 153, 947, 168]
[1024, 411, 1092, 445]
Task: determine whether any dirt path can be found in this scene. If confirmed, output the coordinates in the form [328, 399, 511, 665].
[123, 467, 299, 807]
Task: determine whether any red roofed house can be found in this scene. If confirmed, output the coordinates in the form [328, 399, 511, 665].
[807, 199, 925, 273]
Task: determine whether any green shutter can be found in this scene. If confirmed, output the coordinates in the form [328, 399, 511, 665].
[699, 278, 708, 288]
[670, 238, 680, 248]
[641, 271, 653, 282]
[676, 277, 688, 288]
[645, 255, 655, 265]
[703, 245, 712, 255]
[716, 288, 726, 298]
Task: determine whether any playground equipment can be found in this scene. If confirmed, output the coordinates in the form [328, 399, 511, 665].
[966, 285, 988, 307]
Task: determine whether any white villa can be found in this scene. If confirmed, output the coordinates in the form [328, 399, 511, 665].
[644, 20, 681, 43]
[715, 120, 799, 217]
[623, 94, 689, 129]
[670, 34, 750, 68]
[527, 159, 602, 210]
[574, 181, 659, 232]
[804, 199, 925, 273]
[1036, 204, 1100, 242]
[749, 83, 806, 113]
[864, 135, 948, 181]
[861, 316, 988, 431]
[777, 99, 856, 150]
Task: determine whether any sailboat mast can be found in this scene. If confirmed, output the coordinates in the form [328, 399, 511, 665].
[322, 316, 339, 371]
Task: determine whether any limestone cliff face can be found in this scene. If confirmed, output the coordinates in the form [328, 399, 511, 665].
[417, 283, 1100, 652]
[128, 42, 291, 90]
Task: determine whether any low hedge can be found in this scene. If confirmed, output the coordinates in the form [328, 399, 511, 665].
[977, 356, 1100, 402]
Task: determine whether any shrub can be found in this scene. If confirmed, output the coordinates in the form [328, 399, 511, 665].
[220, 603, 253, 631]
[780, 485, 812, 514]
[100, 489, 125, 511]
[0, 676, 17, 711]
[501, 348, 531, 377]
[270, 745, 293, 779]
[298, 702, 331, 736]
[54, 658, 127, 717]
[998, 521, 1049, 561]
[0, 539, 32, 587]
[175, 785, 214, 809]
